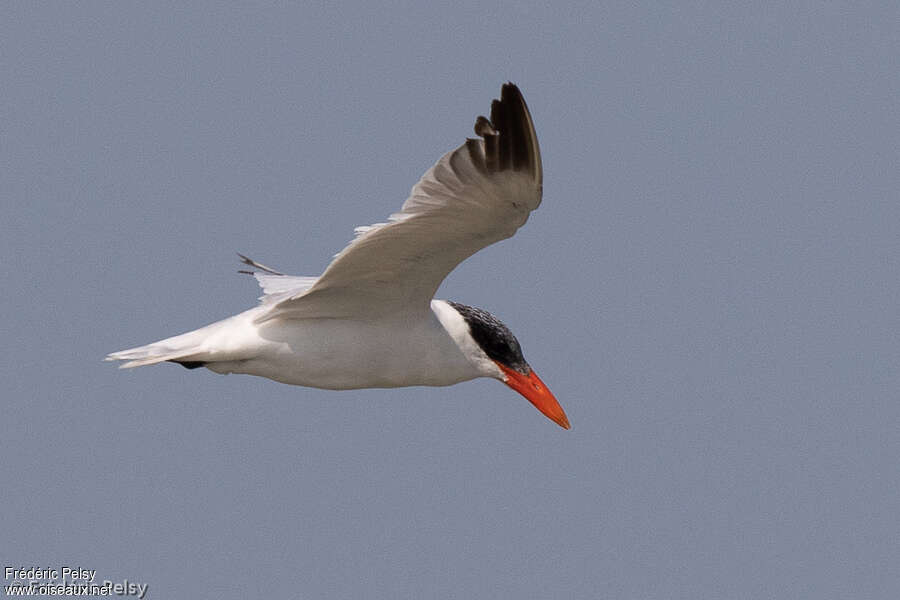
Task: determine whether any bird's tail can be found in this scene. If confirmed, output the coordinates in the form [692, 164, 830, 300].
[105, 318, 231, 369]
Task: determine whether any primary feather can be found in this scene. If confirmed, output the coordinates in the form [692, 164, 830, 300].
[252, 83, 543, 322]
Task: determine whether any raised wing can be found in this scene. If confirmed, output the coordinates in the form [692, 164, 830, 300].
[257, 83, 543, 322]
[237, 253, 319, 305]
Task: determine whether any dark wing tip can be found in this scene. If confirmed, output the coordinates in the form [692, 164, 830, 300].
[168, 360, 206, 369]
[473, 115, 496, 137]
[469, 83, 542, 187]
[236, 252, 285, 276]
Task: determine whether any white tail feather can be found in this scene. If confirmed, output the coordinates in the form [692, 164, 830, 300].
[107, 254, 308, 369]
[106, 322, 218, 369]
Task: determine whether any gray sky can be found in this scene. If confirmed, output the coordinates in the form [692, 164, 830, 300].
[3, 2, 899, 598]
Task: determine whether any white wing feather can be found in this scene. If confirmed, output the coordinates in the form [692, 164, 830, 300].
[252, 273, 319, 304]
[256, 83, 543, 322]
[235, 253, 319, 305]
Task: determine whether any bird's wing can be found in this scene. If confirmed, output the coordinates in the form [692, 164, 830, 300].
[236, 253, 319, 305]
[256, 83, 543, 322]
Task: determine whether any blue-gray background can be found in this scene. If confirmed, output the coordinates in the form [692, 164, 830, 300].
[3, 3, 899, 598]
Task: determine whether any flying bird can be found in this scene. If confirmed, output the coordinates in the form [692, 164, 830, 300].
[107, 83, 570, 429]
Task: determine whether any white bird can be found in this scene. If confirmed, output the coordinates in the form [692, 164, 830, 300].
[107, 83, 570, 429]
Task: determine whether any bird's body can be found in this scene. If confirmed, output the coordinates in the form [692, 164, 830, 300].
[170, 300, 488, 390]
[108, 83, 571, 429]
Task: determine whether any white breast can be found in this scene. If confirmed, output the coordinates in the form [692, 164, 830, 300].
[206, 300, 489, 390]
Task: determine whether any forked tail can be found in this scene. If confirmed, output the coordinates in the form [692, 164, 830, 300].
[105, 323, 217, 369]
[107, 253, 302, 369]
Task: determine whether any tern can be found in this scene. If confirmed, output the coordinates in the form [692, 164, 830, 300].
[107, 83, 570, 429]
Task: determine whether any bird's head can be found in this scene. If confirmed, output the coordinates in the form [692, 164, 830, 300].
[445, 301, 570, 429]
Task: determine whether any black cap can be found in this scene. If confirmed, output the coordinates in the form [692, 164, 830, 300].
[447, 301, 531, 375]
